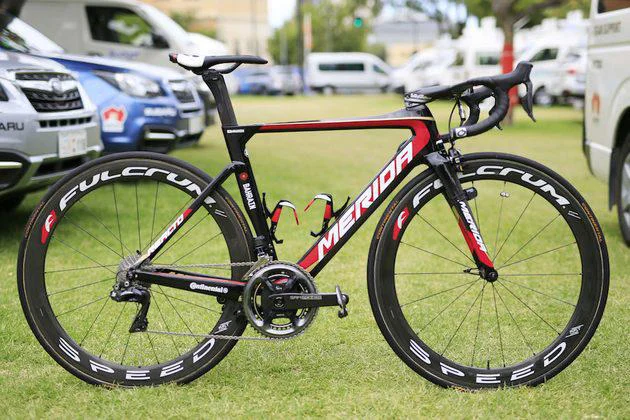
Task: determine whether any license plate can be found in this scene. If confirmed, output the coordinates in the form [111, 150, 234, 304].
[187, 115, 204, 134]
[58, 129, 87, 158]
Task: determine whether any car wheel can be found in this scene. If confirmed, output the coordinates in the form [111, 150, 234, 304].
[616, 136, 630, 246]
[322, 85, 335, 95]
[0, 192, 26, 211]
[533, 87, 554, 107]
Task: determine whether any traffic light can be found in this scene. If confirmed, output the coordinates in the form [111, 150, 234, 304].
[353, 16, 363, 28]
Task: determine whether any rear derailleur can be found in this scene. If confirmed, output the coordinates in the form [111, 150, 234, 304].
[109, 253, 151, 333]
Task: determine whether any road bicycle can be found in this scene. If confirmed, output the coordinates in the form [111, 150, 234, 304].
[18, 54, 609, 389]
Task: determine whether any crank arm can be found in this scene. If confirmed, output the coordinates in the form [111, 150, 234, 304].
[269, 292, 349, 310]
[134, 269, 244, 300]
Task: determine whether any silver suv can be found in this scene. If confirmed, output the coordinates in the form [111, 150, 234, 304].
[0, 51, 101, 209]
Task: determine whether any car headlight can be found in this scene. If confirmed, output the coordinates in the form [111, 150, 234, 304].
[96, 71, 163, 98]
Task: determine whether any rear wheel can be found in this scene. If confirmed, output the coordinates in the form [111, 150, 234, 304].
[18, 152, 254, 386]
[368, 153, 608, 389]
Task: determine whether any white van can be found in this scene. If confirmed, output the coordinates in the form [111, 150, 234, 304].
[306, 52, 391, 94]
[585, 0, 630, 245]
[20, 0, 237, 93]
[391, 48, 457, 93]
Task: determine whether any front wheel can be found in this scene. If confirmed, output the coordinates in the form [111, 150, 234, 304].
[368, 153, 608, 389]
[18, 152, 254, 386]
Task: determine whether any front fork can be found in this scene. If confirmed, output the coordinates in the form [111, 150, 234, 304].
[425, 151, 497, 280]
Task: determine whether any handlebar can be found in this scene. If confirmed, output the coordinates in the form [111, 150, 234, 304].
[405, 61, 536, 140]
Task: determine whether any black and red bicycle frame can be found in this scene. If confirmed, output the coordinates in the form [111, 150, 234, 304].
[134, 70, 496, 295]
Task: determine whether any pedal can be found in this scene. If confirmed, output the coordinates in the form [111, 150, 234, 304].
[304, 193, 350, 237]
[262, 193, 299, 244]
[335, 285, 349, 318]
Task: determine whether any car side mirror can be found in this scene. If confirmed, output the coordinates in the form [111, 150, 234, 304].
[151, 32, 169, 49]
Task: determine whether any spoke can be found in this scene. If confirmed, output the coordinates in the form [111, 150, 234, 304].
[112, 184, 124, 256]
[494, 285, 536, 356]
[502, 278, 576, 306]
[51, 236, 117, 275]
[121, 331, 131, 365]
[491, 284, 506, 367]
[169, 232, 224, 265]
[135, 181, 141, 251]
[396, 272, 472, 276]
[100, 302, 127, 357]
[497, 281, 561, 334]
[62, 214, 123, 258]
[77, 199, 133, 255]
[416, 279, 480, 332]
[500, 214, 560, 267]
[400, 241, 470, 268]
[418, 214, 474, 264]
[47, 276, 113, 297]
[441, 282, 486, 357]
[150, 182, 160, 242]
[145, 330, 160, 365]
[400, 279, 478, 308]
[471, 283, 486, 366]
[56, 295, 109, 317]
[500, 241, 576, 270]
[494, 191, 536, 263]
[500, 273, 581, 277]
[79, 296, 110, 345]
[150, 291, 181, 356]
[46, 265, 118, 274]
[473, 181, 481, 232]
[151, 289, 221, 314]
[158, 285, 200, 344]
[154, 212, 211, 261]
[492, 181, 507, 259]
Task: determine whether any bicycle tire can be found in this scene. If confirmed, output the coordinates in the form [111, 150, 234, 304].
[18, 152, 254, 386]
[368, 152, 608, 389]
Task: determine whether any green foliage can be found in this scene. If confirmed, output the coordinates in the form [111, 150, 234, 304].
[268, 0, 376, 64]
[170, 11, 195, 31]
[465, 0, 590, 24]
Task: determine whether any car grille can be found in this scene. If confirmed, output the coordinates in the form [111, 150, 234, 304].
[16, 72, 84, 113]
[39, 116, 92, 129]
[169, 80, 196, 103]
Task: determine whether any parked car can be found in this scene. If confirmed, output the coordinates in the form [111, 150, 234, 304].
[0, 50, 100, 209]
[393, 48, 457, 93]
[584, 0, 630, 245]
[547, 49, 587, 106]
[3, 14, 205, 153]
[306, 52, 391, 94]
[236, 66, 302, 95]
[518, 40, 586, 106]
[21, 0, 222, 123]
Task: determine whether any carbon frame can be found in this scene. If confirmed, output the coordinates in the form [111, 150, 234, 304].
[135, 71, 468, 294]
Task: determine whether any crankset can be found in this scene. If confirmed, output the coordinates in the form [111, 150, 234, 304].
[242, 261, 350, 339]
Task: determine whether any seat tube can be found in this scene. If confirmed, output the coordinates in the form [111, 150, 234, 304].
[202, 70, 238, 126]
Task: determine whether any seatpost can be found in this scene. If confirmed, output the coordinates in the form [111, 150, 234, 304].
[202, 70, 238, 126]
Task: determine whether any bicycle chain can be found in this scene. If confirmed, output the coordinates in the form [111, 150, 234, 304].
[145, 260, 303, 341]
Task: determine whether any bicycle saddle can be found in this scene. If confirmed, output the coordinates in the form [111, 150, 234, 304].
[169, 53, 268, 74]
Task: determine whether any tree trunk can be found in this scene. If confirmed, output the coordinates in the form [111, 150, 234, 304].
[493, 0, 517, 125]
[501, 20, 516, 124]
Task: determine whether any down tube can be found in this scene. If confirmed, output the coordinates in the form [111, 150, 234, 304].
[298, 133, 430, 277]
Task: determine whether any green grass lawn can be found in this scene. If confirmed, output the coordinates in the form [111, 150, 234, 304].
[1, 94, 628, 418]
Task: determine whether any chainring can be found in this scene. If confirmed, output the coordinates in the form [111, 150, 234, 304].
[242, 261, 318, 339]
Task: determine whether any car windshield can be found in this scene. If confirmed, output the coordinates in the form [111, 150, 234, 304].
[141, 4, 190, 42]
[0, 14, 64, 54]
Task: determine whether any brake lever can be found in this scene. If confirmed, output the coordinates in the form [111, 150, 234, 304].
[521, 80, 536, 122]
[488, 102, 503, 130]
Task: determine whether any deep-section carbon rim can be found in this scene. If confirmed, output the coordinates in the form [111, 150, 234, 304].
[369, 154, 608, 389]
[18, 153, 253, 386]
